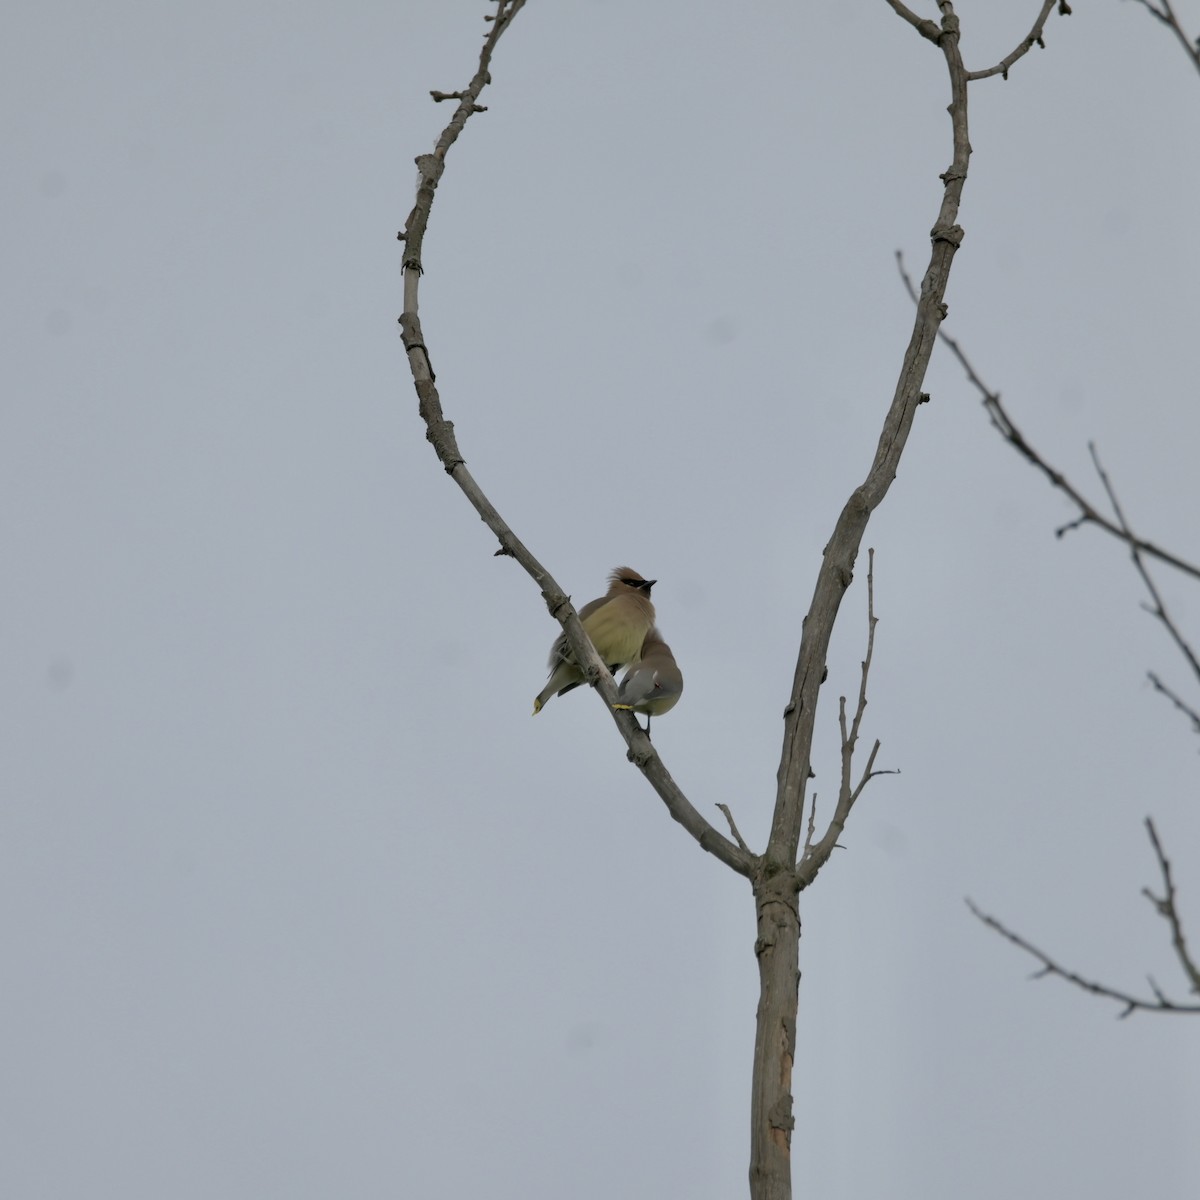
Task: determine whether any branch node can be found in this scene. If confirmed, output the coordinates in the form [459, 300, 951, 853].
[931, 223, 965, 247]
[626, 745, 652, 769]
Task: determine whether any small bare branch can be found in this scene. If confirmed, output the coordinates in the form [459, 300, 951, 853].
[717, 804, 753, 855]
[798, 550, 894, 881]
[848, 550, 878, 754]
[1129, 0, 1200, 77]
[1147, 670, 1200, 737]
[851, 740, 891, 806]
[894, 252, 1200, 583]
[430, 90, 488, 110]
[1088, 443, 1200, 687]
[969, 820, 1200, 1015]
[965, 1, 1064, 81]
[966, 899, 1200, 1017]
[1142, 818, 1200, 995]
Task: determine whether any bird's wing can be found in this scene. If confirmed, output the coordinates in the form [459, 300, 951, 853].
[546, 595, 608, 667]
[617, 664, 659, 707]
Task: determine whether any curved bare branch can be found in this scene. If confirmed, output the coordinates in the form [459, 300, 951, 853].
[780, 2, 969, 880]
[894, 252, 1200, 584]
[966, 1, 1067, 82]
[969, 819, 1200, 1016]
[398, 2, 752, 879]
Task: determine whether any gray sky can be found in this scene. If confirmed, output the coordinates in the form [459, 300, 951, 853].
[4, 2, 1200, 1197]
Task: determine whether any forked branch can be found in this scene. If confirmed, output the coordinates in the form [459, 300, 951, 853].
[1143, 817, 1200, 996]
[968, 819, 1200, 1017]
[798, 550, 893, 886]
[886, 0, 1068, 80]
[895, 249, 1200, 739]
[1130, 0, 1200, 77]
[894, 252, 1200, 584]
[1088, 443, 1200, 689]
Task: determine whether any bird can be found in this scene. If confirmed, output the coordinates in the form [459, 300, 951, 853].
[532, 567, 656, 715]
[611, 629, 683, 735]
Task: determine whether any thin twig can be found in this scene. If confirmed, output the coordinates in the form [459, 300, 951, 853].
[1089, 443, 1200, 686]
[849, 550, 878, 755]
[851, 741, 890, 807]
[966, 1, 1066, 81]
[429, 90, 488, 109]
[966, 900, 1200, 1017]
[969, 819, 1200, 1015]
[894, 252, 1200, 583]
[1142, 817, 1200, 994]
[895, 252, 1200, 735]
[717, 804, 753, 854]
[798, 550, 894, 881]
[1129, 0, 1200, 77]
[1147, 671, 1200, 736]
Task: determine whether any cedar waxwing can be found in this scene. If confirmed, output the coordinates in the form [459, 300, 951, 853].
[612, 629, 683, 735]
[532, 567, 656, 715]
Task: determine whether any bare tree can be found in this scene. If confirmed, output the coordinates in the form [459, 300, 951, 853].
[400, 2, 1071, 1196]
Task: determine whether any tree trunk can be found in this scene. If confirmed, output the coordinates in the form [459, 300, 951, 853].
[749, 869, 801, 1199]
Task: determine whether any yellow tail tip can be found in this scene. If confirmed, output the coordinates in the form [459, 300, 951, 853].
[611, 704, 633, 711]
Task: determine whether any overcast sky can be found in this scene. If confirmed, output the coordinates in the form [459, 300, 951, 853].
[4, 2, 1200, 1197]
